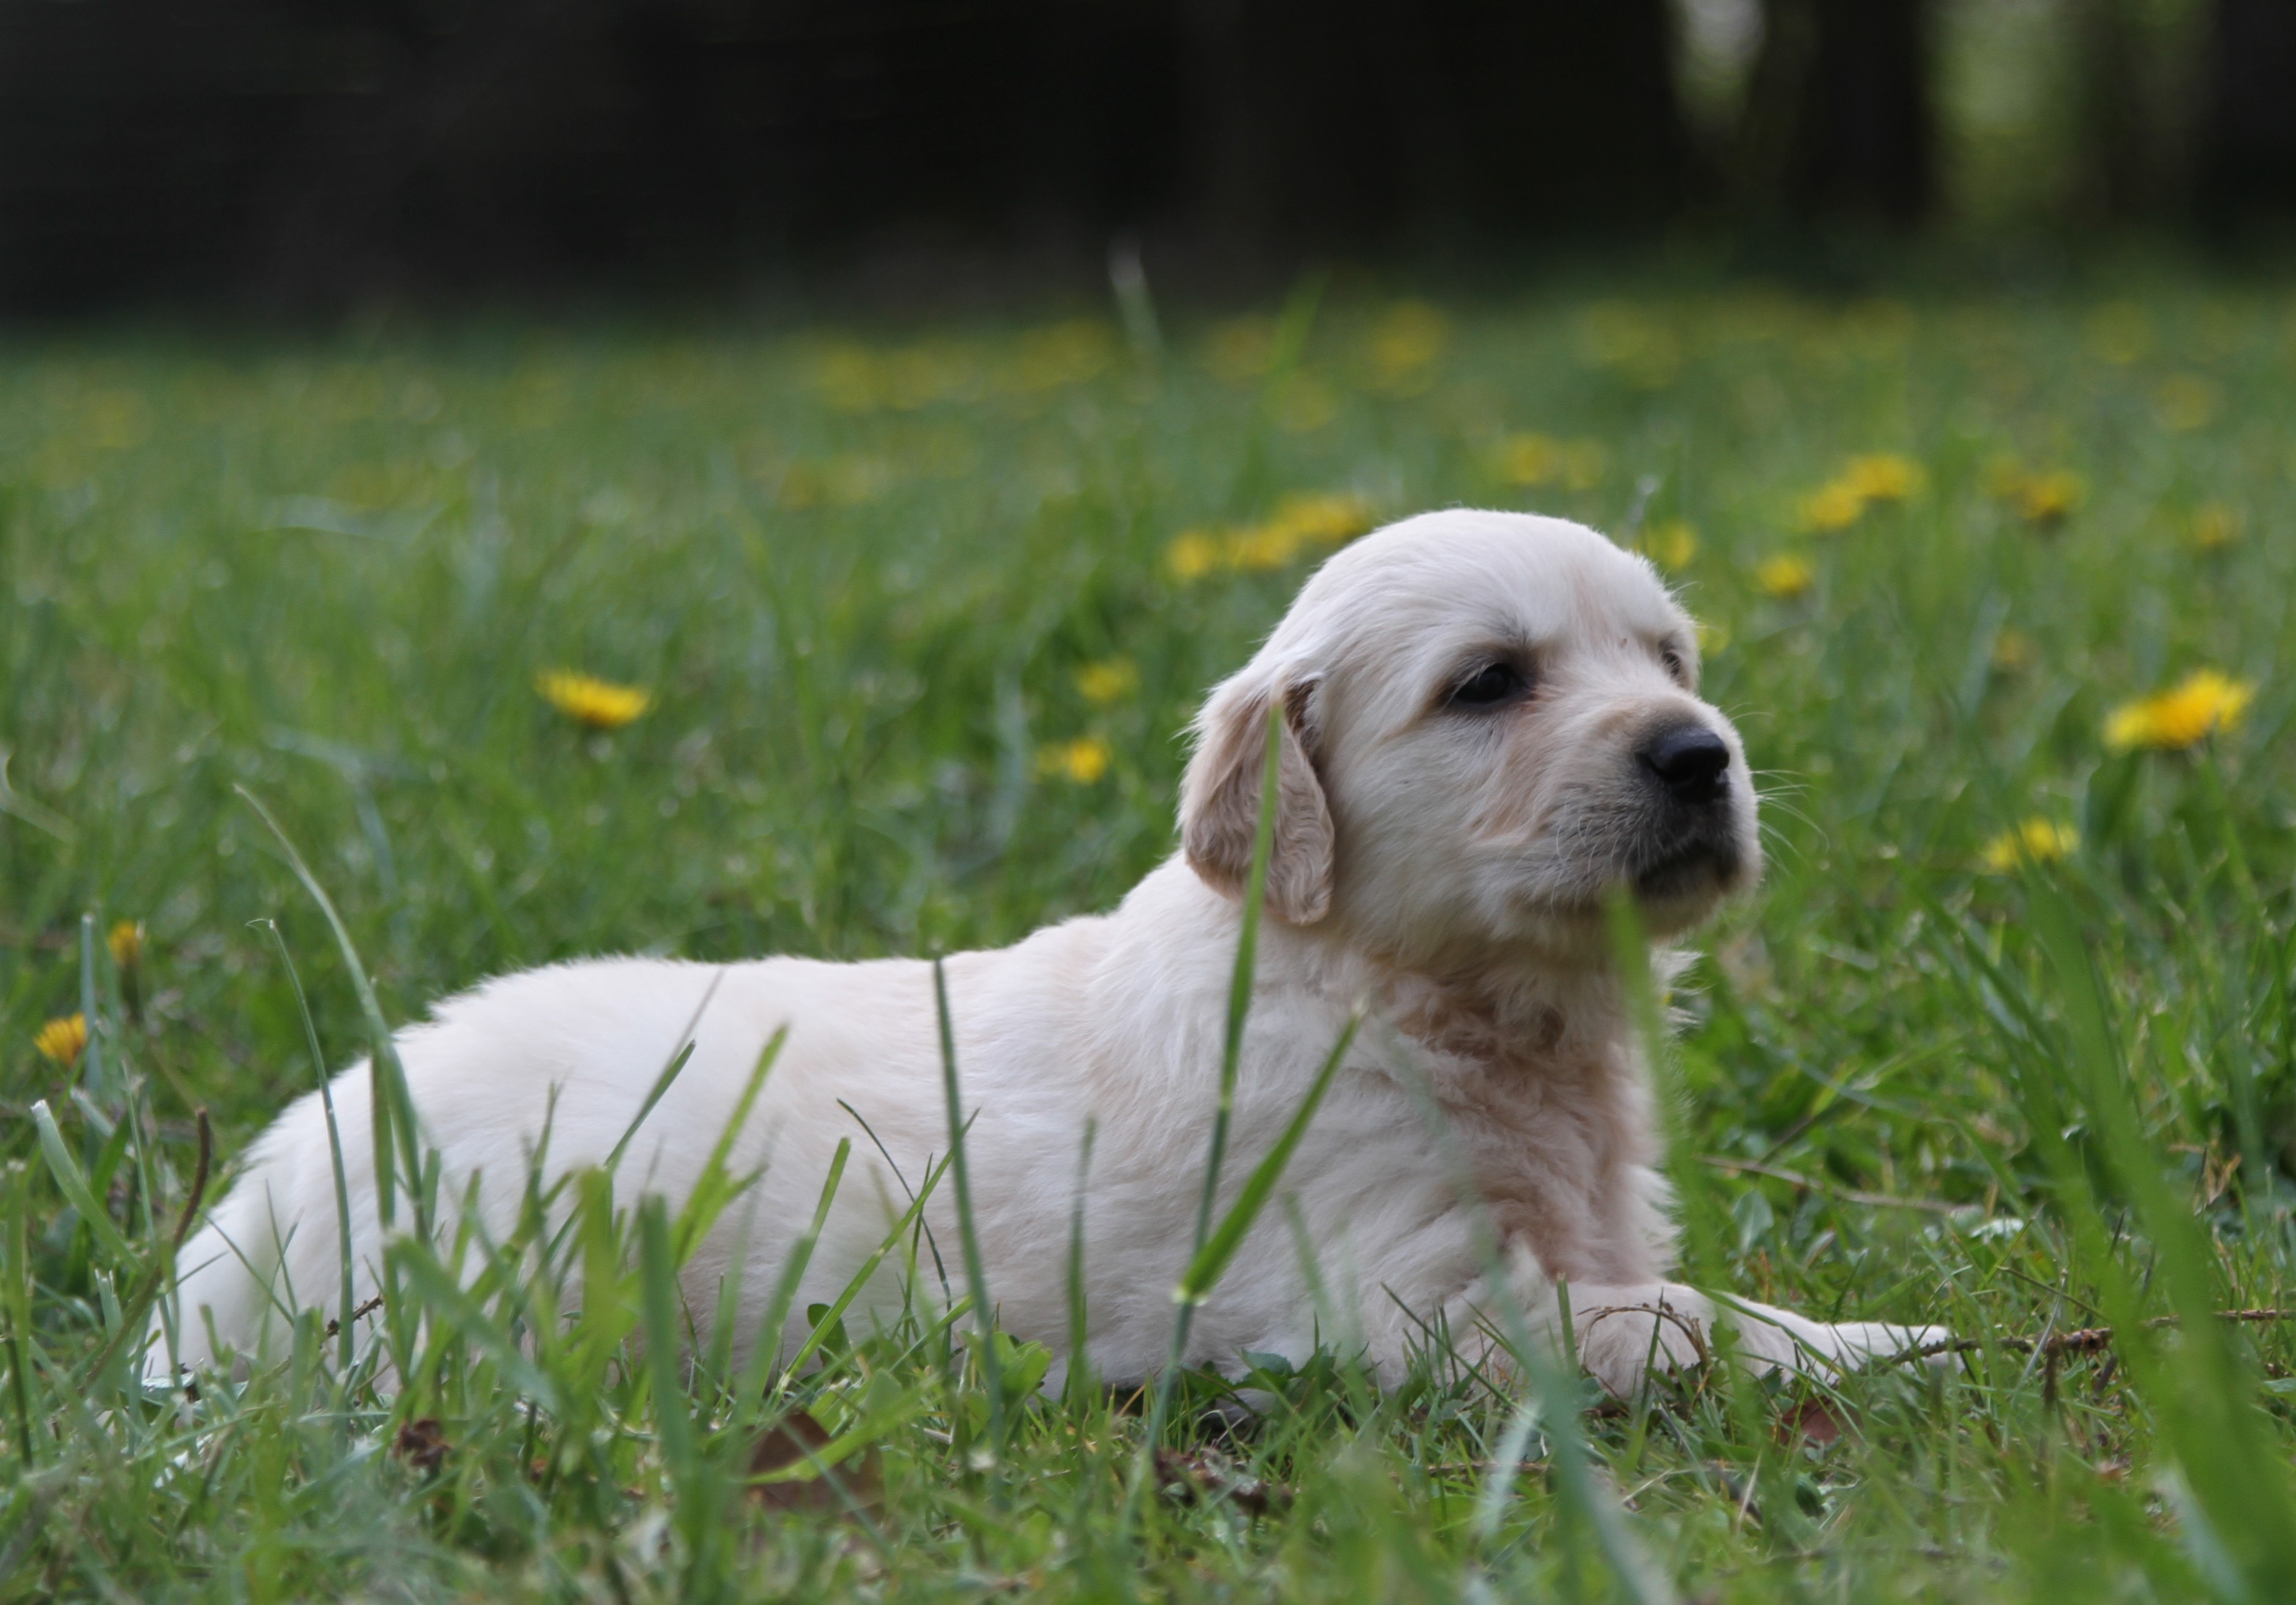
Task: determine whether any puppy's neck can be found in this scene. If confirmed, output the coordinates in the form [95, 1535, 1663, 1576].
[1314, 937, 1636, 1078]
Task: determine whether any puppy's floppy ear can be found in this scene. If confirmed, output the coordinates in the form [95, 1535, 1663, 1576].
[1180, 672, 1333, 924]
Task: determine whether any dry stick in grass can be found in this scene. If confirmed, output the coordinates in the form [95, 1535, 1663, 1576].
[172, 1109, 213, 1252]
[1904, 1309, 2296, 1364]
[323, 1294, 388, 1339]
[1902, 1309, 2296, 1415]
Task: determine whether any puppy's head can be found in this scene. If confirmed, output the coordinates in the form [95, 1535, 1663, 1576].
[1180, 510, 1760, 968]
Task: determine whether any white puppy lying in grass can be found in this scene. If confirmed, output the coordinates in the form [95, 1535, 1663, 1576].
[156, 509, 1941, 1398]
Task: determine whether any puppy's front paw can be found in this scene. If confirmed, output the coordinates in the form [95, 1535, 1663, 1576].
[1562, 1284, 1718, 1399]
[1722, 1299, 1951, 1376]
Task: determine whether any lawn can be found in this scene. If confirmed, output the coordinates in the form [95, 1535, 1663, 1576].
[3, 271, 2294, 1601]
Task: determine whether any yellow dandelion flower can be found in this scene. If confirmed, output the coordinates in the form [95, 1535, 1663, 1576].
[1260, 492, 1372, 548]
[2104, 669, 2254, 752]
[34, 1013, 88, 1067]
[1493, 434, 1608, 491]
[1990, 629, 2036, 673]
[1840, 453, 1924, 502]
[1165, 495, 1371, 583]
[1166, 531, 1219, 583]
[1494, 432, 1558, 486]
[775, 462, 824, 509]
[107, 920, 145, 970]
[1635, 519, 1698, 570]
[2154, 374, 2222, 433]
[1795, 452, 1924, 534]
[2011, 470, 2085, 528]
[536, 670, 652, 730]
[1228, 524, 1303, 571]
[1558, 439, 1609, 491]
[1074, 658, 1139, 705]
[2189, 504, 2243, 551]
[1364, 301, 1449, 392]
[1037, 736, 1111, 784]
[1007, 320, 1116, 392]
[871, 341, 984, 410]
[814, 344, 884, 412]
[1756, 554, 1815, 600]
[1796, 480, 1866, 534]
[1982, 818, 2080, 872]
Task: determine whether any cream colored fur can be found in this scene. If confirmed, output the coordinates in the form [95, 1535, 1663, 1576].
[152, 510, 1943, 1397]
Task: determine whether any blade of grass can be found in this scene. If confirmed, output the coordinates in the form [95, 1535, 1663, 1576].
[670, 1024, 783, 1263]
[604, 970, 725, 1176]
[258, 919, 358, 1375]
[77, 913, 105, 1114]
[1172, 1008, 1361, 1309]
[1188, 697, 1287, 1267]
[31, 1100, 135, 1265]
[1064, 1118, 1097, 1415]
[236, 786, 428, 1245]
[736, 1138, 870, 1401]
[636, 1197, 707, 1553]
[4, 1161, 37, 1465]
[771, 1140, 960, 1383]
[386, 1238, 563, 1413]
[934, 955, 1005, 1463]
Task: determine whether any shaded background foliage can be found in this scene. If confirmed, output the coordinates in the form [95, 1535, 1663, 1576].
[4, 0, 2295, 315]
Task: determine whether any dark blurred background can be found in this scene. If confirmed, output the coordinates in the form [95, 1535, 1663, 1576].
[2, 0, 2292, 315]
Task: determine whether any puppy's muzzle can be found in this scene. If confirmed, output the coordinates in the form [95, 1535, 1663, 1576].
[1628, 720, 1743, 899]
[1636, 723, 1730, 806]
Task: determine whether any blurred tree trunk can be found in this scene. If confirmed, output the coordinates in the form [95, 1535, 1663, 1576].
[1740, 0, 1934, 223]
[2197, 0, 2296, 225]
[1178, 0, 1691, 248]
[2073, 0, 2148, 221]
[2072, 0, 2218, 225]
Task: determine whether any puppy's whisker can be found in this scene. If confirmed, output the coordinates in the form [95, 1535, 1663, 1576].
[1755, 795, 1823, 836]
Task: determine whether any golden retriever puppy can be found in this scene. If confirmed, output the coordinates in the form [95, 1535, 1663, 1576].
[154, 509, 1941, 1397]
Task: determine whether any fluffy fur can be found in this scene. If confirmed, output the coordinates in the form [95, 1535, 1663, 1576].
[154, 510, 1943, 1396]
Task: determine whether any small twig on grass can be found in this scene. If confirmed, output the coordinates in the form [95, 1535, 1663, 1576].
[323, 1293, 387, 1339]
[1905, 1308, 2295, 1363]
[171, 1108, 211, 1250]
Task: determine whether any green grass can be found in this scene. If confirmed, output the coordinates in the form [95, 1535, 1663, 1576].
[3, 273, 2294, 1601]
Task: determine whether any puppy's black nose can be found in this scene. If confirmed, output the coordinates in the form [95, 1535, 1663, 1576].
[1638, 724, 1730, 804]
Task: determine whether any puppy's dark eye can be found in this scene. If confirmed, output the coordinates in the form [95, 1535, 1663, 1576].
[1450, 662, 1530, 709]
[1661, 648, 1687, 682]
